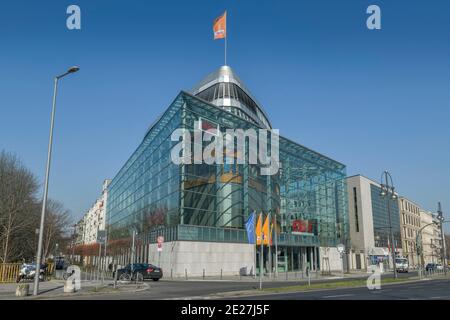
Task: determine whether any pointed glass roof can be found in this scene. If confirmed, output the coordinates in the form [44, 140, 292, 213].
[191, 66, 272, 129]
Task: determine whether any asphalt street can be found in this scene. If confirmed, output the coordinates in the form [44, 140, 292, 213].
[230, 277, 450, 300]
[41, 271, 447, 300]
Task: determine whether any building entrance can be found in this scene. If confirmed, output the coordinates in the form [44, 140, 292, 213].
[256, 245, 320, 274]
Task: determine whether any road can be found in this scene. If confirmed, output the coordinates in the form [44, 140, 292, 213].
[42, 271, 449, 300]
[229, 277, 450, 300]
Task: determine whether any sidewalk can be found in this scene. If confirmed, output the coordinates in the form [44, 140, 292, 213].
[163, 270, 372, 282]
[0, 279, 148, 300]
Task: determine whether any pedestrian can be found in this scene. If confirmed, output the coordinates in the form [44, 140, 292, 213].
[108, 262, 113, 272]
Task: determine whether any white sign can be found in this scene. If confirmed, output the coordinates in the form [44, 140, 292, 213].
[337, 244, 345, 254]
[157, 236, 164, 252]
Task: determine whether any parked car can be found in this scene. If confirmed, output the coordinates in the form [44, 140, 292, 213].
[425, 263, 440, 271]
[436, 264, 444, 271]
[54, 256, 67, 270]
[113, 263, 162, 281]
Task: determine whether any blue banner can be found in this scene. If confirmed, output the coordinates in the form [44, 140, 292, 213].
[245, 211, 256, 244]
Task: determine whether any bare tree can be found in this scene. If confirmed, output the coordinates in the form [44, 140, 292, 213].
[0, 151, 72, 264]
[0, 151, 39, 263]
[41, 200, 72, 259]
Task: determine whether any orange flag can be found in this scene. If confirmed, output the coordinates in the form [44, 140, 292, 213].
[213, 11, 227, 39]
[256, 213, 262, 245]
[263, 215, 270, 245]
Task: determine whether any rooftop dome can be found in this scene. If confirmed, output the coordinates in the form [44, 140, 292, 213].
[191, 66, 272, 129]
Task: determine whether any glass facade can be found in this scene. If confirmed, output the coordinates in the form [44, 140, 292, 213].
[107, 91, 348, 250]
[370, 184, 402, 249]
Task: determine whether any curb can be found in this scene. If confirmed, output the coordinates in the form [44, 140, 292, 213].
[18, 282, 150, 300]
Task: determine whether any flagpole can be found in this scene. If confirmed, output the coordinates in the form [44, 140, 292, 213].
[225, 10, 227, 66]
[225, 35, 227, 66]
[259, 212, 263, 290]
[274, 213, 278, 278]
[268, 211, 272, 279]
[253, 212, 257, 279]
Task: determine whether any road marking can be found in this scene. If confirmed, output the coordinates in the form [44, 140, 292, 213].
[322, 294, 354, 299]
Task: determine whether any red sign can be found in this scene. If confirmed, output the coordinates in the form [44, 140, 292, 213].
[292, 219, 316, 234]
[157, 236, 164, 244]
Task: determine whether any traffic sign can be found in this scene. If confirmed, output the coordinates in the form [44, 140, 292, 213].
[337, 243, 345, 254]
[157, 236, 164, 252]
[97, 230, 106, 244]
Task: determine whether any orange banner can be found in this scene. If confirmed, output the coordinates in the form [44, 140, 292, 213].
[263, 215, 270, 245]
[213, 11, 227, 39]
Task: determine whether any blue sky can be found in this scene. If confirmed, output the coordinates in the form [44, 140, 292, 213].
[1, 0, 449, 230]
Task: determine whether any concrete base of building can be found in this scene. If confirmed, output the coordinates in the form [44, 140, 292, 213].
[147, 241, 255, 277]
[319, 247, 344, 273]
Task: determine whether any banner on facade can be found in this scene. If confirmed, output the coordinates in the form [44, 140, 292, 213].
[245, 211, 256, 244]
[291, 219, 317, 235]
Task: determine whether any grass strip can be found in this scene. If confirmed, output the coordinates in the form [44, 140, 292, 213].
[262, 277, 416, 293]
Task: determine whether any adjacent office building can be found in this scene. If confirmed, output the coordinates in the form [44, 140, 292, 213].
[106, 66, 349, 276]
[420, 210, 443, 265]
[398, 197, 421, 267]
[346, 175, 402, 271]
[76, 179, 111, 245]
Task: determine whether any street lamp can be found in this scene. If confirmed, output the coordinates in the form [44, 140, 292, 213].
[437, 202, 447, 275]
[379, 171, 398, 279]
[71, 224, 77, 264]
[33, 66, 80, 296]
[130, 227, 138, 274]
[416, 219, 441, 278]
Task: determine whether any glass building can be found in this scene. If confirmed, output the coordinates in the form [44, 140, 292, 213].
[106, 66, 348, 275]
[370, 184, 401, 249]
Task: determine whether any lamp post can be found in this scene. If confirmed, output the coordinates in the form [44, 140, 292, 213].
[416, 220, 442, 278]
[380, 171, 398, 279]
[130, 227, 137, 275]
[437, 202, 447, 275]
[71, 224, 77, 264]
[33, 66, 80, 296]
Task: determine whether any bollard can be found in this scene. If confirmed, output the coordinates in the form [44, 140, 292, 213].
[64, 279, 75, 293]
[113, 264, 118, 289]
[220, 269, 223, 280]
[306, 266, 311, 286]
[203, 269, 205, 280]
[171, 269, 173, 280]
[185, 268, 188, 280]
[285, 271, 288, 280]
[16, 284, 29, 297]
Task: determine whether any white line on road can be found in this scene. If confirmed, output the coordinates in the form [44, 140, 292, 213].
[322, 294, 354, 299]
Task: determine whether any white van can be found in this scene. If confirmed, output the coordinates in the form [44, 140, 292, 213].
[395, 257, 409, 273]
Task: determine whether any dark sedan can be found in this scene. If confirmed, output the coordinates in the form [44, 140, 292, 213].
[114, 263, 162, 281]
[425, 263, 439, 271]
